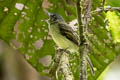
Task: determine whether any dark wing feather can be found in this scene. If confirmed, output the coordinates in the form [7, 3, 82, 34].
[58, 23, 78, 45]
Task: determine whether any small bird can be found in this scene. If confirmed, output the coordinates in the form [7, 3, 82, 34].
[45, 10, 79, 53]
[45, 10, 94, 75]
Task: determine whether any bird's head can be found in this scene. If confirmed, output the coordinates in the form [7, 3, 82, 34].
[45, 10, 65, 24]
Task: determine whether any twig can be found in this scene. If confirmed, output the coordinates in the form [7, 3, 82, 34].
[76, 1, 85, 79]
[59, 52, 74, 80]
[49, 49, 62, 80]
[102, 0, 106, 8]
[49, 49, 73, 80]
[76, 0, 86, 80]
[76, 0, 83, 41]
[76, 0, 94, 80]
[83, 0, 93, 79]
[92, 7, 120, 14]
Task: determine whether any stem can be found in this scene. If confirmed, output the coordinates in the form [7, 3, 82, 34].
[49, 49, 73, 80]
[60, 52, 74, 80]
[49, 49, 62, 80]
[76, 0, 87, 80]
[76, 0, 92, 80]
[92, 7, 120, 14]
[102, 0, 105, 8]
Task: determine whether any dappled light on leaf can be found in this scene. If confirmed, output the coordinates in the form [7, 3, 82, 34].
[39, 55, 52, 67]
[33, 39, 44, 49]
[15, 3, 24, 11]
[106, 11, 120, 43]
[0, 0, 120, 80]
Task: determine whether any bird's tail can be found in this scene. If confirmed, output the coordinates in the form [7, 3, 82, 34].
[86, 55, 95, 75]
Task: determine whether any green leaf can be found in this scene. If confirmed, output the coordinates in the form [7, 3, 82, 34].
[0, 0, 120, 80]
[106, 11, 120, 43]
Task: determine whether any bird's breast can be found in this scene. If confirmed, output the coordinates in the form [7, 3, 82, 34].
[49, 24, 78, 52]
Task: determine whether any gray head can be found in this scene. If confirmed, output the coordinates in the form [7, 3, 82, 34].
[45, 10, 65, 24]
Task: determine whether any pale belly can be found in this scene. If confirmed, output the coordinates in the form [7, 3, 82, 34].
[49, 25, 78, 52]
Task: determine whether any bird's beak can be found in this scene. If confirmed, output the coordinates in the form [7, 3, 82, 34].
[44, 10, 51, 17]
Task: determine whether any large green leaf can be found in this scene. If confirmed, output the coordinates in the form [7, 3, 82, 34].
[0, 0, 120, 80]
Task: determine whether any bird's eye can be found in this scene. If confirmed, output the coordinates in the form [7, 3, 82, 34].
[51, 15, 57, 21]
[52, 15, 56, 18]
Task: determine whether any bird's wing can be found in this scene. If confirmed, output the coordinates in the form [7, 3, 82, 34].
[57, 22, 78, 45]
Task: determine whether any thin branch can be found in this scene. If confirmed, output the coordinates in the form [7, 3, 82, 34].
[76, 0, 86, 80]
[76, 0, 92, 79]
[92, 7, 120, 14]
[60, 52, 74, 80]
[76, 0, 94, 80]
[49, 49, 73, 80]
[76, 0, 83, 44]
[102, 0, 106, 8]
[83, 0, 93, 79]
[49, 49, 62, 80]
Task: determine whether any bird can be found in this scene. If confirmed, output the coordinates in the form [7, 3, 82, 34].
[45, 10, 79, 53]
[45, 10, 94, 75]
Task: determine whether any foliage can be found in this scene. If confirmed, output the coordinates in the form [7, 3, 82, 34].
[0, 0, 120, 80]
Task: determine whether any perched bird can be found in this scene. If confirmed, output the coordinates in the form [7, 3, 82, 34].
[45, 10, 79, 53]
[45, 10, 94, 75]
